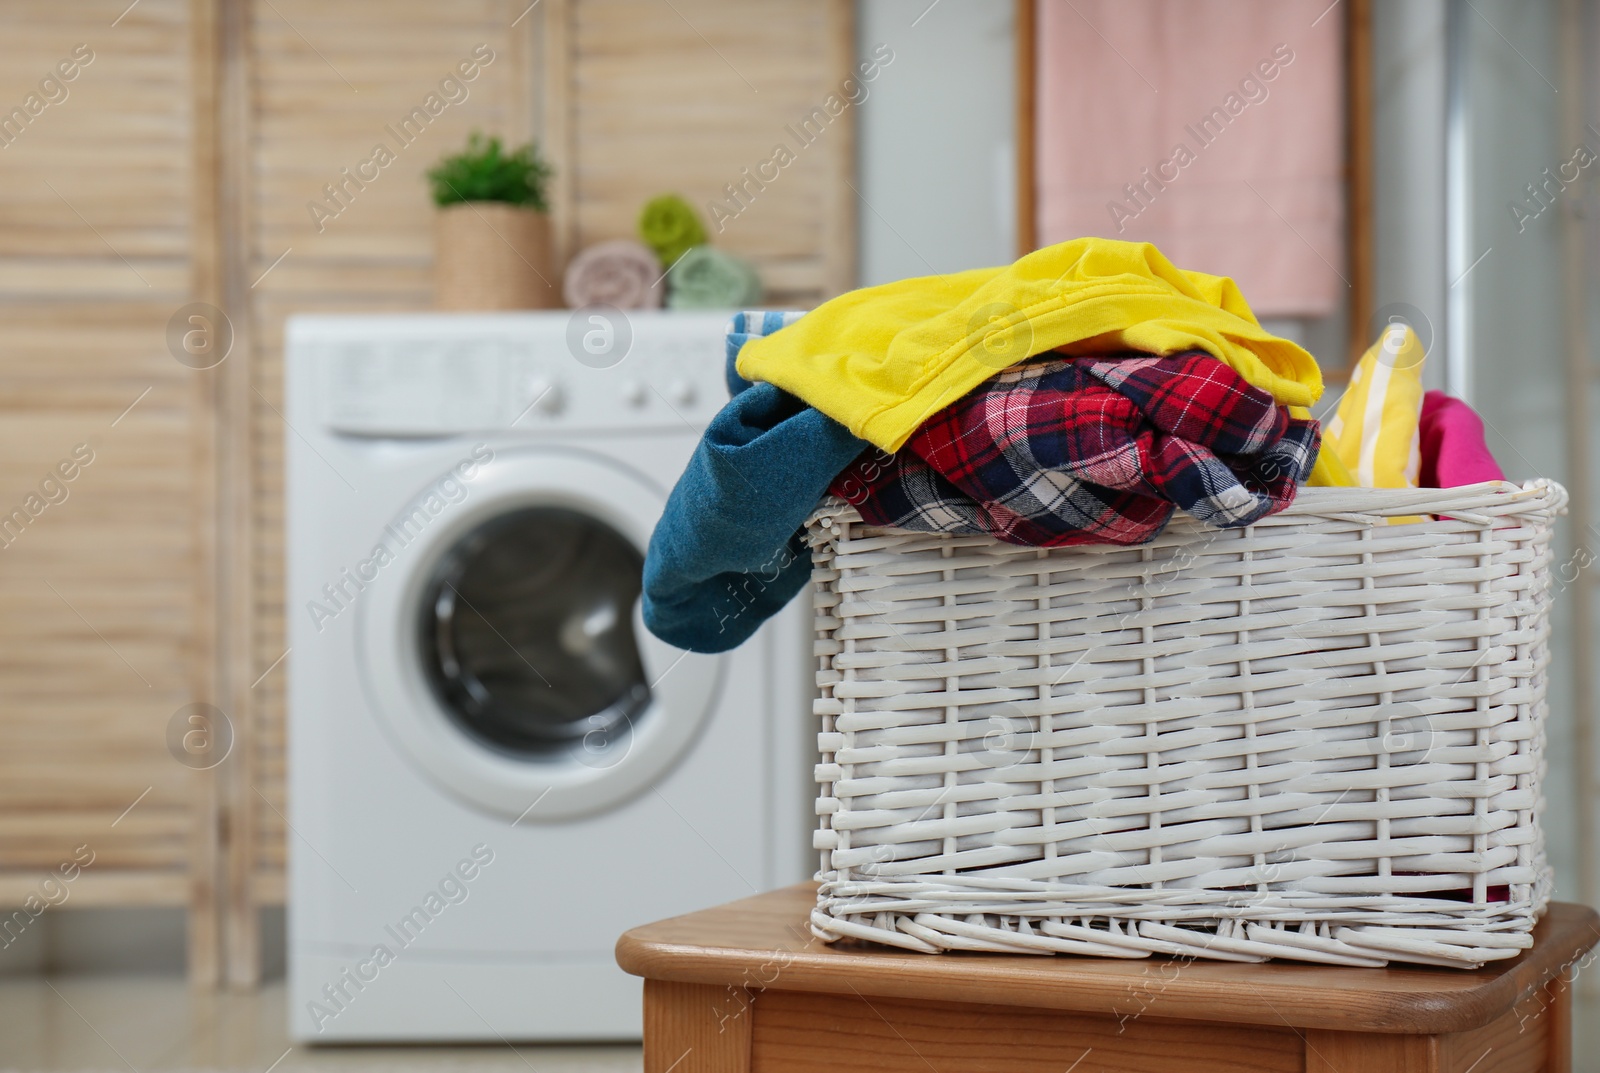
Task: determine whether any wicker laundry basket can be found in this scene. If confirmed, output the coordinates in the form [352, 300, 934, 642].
[805, 481, 1566, 968]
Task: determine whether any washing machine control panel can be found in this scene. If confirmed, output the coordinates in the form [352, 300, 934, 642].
[300, 311, 739, 437]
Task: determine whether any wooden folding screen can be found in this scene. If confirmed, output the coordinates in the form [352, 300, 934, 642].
[0, 0, 854, 984]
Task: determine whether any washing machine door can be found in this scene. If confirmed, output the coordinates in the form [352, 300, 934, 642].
[357, 447, 724, 821]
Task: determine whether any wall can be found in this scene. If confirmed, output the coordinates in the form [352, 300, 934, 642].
[855, 0, 1015, 284]
[1458, 0, 1580, 903]
[1370, 0, 1450, 394]
[0, 907, 186, 976]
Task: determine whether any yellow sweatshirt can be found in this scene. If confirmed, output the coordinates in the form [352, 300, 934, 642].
[736, 237, 1325, 453]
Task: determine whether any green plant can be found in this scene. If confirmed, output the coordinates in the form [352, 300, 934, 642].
[427, 132, 554, 211]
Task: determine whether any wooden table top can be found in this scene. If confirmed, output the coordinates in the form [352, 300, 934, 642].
[616, 883, 1600, 1035]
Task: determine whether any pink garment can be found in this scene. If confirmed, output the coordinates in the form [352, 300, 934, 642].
[1419, 391, 1505, 488]
[1034, 0, 1345, 317]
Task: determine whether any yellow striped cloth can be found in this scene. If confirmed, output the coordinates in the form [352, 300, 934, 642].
[1324, 324, 1426, 488]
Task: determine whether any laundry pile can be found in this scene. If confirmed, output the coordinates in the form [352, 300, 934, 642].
[832, 351, 1319, 546]
[642, 238, 1504, 654]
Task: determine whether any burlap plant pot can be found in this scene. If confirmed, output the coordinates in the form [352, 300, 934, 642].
[434, 201, 558, 310]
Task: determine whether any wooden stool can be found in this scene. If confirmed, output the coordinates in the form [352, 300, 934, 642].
[617, 884, 1598, 1073]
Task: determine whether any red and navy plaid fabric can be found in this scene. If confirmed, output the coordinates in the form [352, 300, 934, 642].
[830, 350, 1320, 547]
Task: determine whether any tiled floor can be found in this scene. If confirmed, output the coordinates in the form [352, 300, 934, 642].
[3, 973, 1600, 1071]
[0, 977, 641, 1072]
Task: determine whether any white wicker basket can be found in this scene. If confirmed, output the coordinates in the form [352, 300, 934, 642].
[806, 481, 1565, 968]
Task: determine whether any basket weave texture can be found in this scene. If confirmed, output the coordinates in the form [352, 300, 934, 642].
[806, 481, 1565, 968]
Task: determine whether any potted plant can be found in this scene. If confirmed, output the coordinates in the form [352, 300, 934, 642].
[428, 132, 557, 310]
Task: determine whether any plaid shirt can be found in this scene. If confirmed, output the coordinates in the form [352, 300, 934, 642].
[830, 350, 1320, 547]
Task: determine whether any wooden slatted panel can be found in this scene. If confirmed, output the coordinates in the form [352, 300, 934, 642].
[0, 0, 198, 888]
[563, 0, 856, 305]
[0, 0, 858, 972]
[246, 0, 536, 900]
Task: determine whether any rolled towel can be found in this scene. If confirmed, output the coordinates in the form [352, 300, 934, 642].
[563, 240, 663, 309]
[666, 245, 762, 310]
[638, 194, 707, 268]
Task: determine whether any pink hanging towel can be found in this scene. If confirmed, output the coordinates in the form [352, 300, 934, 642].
[1419, 390, 1505, 488]
[1034, 0, 1345, 317]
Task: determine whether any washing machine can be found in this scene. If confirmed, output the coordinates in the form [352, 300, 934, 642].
[284, 310, 813, 1042]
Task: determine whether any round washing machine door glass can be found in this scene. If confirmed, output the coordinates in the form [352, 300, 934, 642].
[357, 447, 724, 821]
[419, 505, 652, 757]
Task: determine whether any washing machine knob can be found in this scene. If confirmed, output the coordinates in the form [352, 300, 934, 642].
[526, 378, 564, 416]
[666, 379, 696, 408]
[620, 379, 648, 407]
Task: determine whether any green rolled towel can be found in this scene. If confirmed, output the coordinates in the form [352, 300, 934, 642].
[637, 194, 708, 268]
[666, 245, 762, 310]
